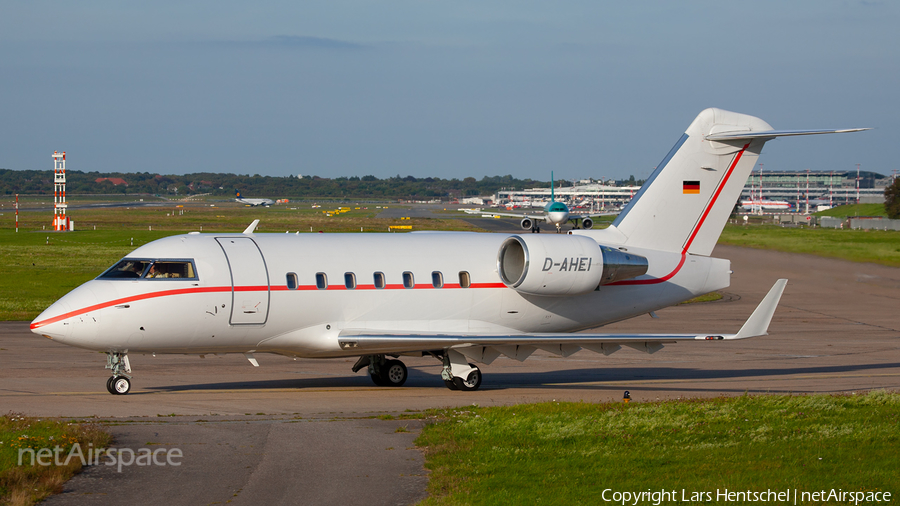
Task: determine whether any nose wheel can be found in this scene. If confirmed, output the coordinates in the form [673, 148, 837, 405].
[106, 376, 132, 395]
[105, 352, 133, 395]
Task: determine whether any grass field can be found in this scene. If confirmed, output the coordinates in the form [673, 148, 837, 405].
[0, 414, 111, 506]
[814, 203, 887, 218]
[416, 392, 900, 505]
[0, 203, 481, 321]
[1, 200, 898, 321]
[719, 224, 900, 267]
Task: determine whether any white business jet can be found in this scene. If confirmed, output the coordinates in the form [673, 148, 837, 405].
[465, 172, 615, 233]
[31, 109, 867, 395]
[235, 191, 275, 207]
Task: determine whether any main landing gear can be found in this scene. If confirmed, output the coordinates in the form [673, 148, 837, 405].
[439, 349, 482, 391]
[353, 355, 408, 387]
[105, 352, 132, 395]
[352, 350, 483, 391]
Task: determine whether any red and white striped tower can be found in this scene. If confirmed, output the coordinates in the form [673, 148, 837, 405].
[52, 151, 68, 231]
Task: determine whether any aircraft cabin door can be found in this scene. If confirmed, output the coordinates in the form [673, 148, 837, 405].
[216, 237, 270, 325]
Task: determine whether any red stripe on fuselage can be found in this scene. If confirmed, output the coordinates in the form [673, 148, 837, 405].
[610, 143, 749, 286]
[30, 281, 510, 330]
[30, 286, 232, 330]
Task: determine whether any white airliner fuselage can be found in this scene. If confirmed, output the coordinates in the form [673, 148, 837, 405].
[235, 191, 275, 207]
[740, 199, 791, 211]
[31, 109, 867, 395]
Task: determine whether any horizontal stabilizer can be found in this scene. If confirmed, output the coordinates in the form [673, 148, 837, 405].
[706, 128, 869, 141]
[337, 279, 788, 355]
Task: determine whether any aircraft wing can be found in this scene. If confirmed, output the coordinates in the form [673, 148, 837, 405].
[462, 209, 546, 220]
[337, 279, 787, 359]
[573, 211, 620, 219]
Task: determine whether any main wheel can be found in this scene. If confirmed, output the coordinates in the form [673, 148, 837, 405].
[383, 360, 408, 387]
[106, 376, 116, 395]
[443, 379, 459, 390]
[452, 364, 482, 392]
[111, 376, 131, 395]
[370, 371, 388, 386]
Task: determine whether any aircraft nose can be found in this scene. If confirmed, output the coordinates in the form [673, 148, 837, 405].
[31, 299, 73, 342]
[30, 284, 99, 344]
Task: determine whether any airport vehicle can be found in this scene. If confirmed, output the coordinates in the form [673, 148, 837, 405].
[466, 172, 613, 232]
[740, 199, 792, 211]
[235, 191, 275, 207]
[31, 109, 867, 395]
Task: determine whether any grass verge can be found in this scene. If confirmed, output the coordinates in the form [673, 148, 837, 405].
[416, 392, 900, 505]
[814, 203, 887, 218]
[678, 291, 723, 304]
[0, 414, 111, 506]
[719, 224, 900, 267]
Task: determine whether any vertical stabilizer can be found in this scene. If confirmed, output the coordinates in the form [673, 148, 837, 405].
[610, 108, 772, 256]
[551, 171, 555, 202]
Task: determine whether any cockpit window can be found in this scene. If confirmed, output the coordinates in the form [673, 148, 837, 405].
[98, 259, 152, 279]
[143, 261, 196, 279]
[98, 259, 197, 280]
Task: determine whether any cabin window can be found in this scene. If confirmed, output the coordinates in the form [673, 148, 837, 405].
[374, 272, 385, 289]
[344, 272, 356, 289]
[459, 271, 471, 288]
[432, 271, 443, 288]
[316, 272, 328, 290]
[286, 273, 298, 290]
[402, 271, 415, 289]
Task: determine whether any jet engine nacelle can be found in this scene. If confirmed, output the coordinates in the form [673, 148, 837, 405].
[497, 235, 605, 296]
[582, 217, 593, 229]
[520, 218, 533, 230]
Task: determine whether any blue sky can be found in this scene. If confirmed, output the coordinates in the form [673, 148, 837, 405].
[1, 1, 896, 181]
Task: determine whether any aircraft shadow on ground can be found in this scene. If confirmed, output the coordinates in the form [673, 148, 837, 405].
[143, 361, 900, 394]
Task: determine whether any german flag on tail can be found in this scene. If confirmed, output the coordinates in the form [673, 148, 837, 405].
[683, 180, 700, 194]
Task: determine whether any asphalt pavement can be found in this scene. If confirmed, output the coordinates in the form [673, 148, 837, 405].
[2, 243, 899, 505]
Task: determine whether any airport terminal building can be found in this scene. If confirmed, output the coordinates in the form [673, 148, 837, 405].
[492, 170, 891, 212]
[740, 169, 890, 207]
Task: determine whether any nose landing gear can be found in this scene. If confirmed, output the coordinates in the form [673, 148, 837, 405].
[105, 352, 132, 395]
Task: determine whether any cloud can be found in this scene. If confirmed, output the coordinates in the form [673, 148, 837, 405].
[265, 35, 366, 50]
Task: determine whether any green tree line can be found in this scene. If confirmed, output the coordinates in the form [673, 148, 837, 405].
[0, 169, 640, 200]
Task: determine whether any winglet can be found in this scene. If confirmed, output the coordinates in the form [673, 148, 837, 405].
[730, 279, 788, 339]
[243, 219, 260, 234]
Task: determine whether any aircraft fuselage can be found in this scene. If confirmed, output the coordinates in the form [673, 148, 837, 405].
[31, 231, 730, 358]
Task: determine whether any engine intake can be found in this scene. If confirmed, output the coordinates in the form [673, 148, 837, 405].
[497, 236, 650, 295]
[497, 235, 605, 296]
